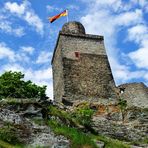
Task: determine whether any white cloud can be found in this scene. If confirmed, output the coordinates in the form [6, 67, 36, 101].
[0, 42, 15, 61]
[14, 27, 25, 37]
[21, 46, 35, 55]
[127, 24, 148, 43]
[67, 5, 79, 10]
[16, 53, 30, 63]
[115, 9, 143, 26]
[0, 20, 25, 37]
[24, 11, 44, 34]
[46, 5, 62, 12]
[36, 51, 52, 64]
[0, 42, 33, 63]
[5, 2, 25, 15]
[25, 67, 53, 98]
[2, 63, 25, 73]
[127, 23, 148, 70]
[128, 46, 148, 69]
[5, 0, 44, 35]
[80, 0, 147, 85]
[110, 58, 147, 84]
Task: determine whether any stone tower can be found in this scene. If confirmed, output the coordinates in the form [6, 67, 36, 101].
[52, 21, 116, 103]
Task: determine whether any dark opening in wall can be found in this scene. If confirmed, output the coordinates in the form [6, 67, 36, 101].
[75, 51, 80, 58]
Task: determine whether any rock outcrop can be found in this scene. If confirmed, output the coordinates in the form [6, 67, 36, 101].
[0, 107, 70, 147]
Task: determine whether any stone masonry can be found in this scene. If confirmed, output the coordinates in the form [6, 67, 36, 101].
[52, 21, 116, 103]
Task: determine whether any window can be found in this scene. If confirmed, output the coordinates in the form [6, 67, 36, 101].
[75, 51, 80, 58]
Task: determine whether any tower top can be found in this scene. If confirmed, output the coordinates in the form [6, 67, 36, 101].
[62, 21, 85, 34]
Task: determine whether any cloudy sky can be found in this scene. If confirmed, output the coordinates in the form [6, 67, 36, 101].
[0, 0, 148, 99]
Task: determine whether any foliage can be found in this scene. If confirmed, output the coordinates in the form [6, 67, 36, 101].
[48, 120, 97, 148]
[49, 106, 80, 127]
[118, 98, 127, 112]
[0, 127, 21, 145]
[0, 71, 47, 99]
[94, 135, 130, 148]
[49, 103, 94, 128]
[118, 98, 127, 122]
[0, 140, 15, 148]
[48, 120, 130, 148]
[71, 102, 94, 126]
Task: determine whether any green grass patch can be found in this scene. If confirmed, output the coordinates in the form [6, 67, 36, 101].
[94, 135, 130, 148]
[48, 120, 97, 148]
[0, 140, 23, 148]
[0, 124, 24, 148]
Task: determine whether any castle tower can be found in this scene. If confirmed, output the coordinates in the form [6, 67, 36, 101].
[52, 21, 116, 103]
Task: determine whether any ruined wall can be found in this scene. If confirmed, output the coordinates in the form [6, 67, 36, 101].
[118, 83, 148, 108]
[63, 53, 116, 101]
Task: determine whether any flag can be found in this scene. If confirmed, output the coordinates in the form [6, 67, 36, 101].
[49, 10, 68, 23]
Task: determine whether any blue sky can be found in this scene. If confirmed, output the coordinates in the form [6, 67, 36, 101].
[0, 0, 148, 99]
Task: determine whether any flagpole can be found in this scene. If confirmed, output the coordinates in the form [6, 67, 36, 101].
[66, 9, 69, 23]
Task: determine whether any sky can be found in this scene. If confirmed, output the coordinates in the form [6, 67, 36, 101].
[0, 0, 148, 99]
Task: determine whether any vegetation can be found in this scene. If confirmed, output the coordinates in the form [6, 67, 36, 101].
[71, 102, 94, 127]
[48, 105, 130, 148]
[49, 102, 94, 129]
[0, 123, 23, 148]
[94, 135, 130, 148]
[48, 120, 97, 148]
[118, 98, 127, 122]
[48, 120, 130, 148]
[0, 71, 47, 99]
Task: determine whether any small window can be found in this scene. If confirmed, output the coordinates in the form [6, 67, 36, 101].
[75, 51, 80, 58]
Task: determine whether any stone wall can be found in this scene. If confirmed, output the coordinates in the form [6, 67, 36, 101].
[63, 53, 116, 101]
[118, 83, 148, 108]
[52, 37, 64, 102]
[61, 33, 106, 60]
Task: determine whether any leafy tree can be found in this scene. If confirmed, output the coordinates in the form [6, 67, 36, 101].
[0, 71, 47, 99]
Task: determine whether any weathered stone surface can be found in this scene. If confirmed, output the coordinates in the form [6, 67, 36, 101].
[94, 140, 105, 148]
[118, 83, 148, 108]
[62, 21, 85, 34]
[63, 53, 116, 101]
[0, 108, 24, 124]
[0, 108, 70, 147]
[29, 124, 70, 148]
[92, 107, 148, 142]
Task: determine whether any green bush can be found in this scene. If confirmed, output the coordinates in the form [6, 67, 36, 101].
[118, 98, 127, 122]
[0, 71, 47, 99]
[71, 102, 94, 126]
[0, 127, 20, 145]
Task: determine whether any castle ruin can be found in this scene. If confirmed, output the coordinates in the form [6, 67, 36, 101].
[52, 21, 148, 107]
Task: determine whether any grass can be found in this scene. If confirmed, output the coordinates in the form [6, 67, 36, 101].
[48, 120, 97, 148]
[48, 119, 131, 148]
[0, 140, 15, 148]
[0, 98, 39, 105]
[48, 120, 131, 148]
[0, 123, 24, 148]
[48, 105, 131, 148]
[94, 135, 130, 148]
[0, 140, 23, 148]
[129, 137, 148, 146]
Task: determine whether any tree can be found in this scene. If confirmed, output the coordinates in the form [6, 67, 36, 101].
[0, 71, 47, 99]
